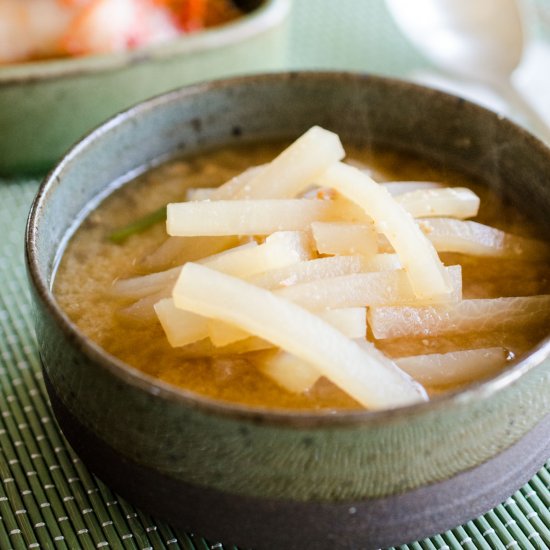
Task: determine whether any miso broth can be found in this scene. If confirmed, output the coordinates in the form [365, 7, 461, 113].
[54, 141, 550, 410]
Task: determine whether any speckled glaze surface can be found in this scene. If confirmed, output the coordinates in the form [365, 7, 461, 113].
[0, 0, 289, 176]
[26, 73, 550, 549]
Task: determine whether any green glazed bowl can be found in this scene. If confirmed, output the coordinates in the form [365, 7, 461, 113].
[0, 0, 289, 176]
[26, 72, 550, 549]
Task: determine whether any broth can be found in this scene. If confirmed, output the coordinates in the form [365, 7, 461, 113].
[54, 141, 550, 410]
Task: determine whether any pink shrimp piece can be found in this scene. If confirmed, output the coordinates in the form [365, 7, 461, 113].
[61, 0, 180, 56]
[0, 0, 80, 62]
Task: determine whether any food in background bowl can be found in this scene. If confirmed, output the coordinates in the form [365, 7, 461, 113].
[0, 0, 288, 175]
[53, 126, 550, 411]
[0, 0, 245, 63]
[27, 73, 550, 549]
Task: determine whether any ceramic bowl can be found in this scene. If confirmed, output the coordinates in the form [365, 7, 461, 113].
[26, 72, 550, 550]
[0, 0, 289, 176]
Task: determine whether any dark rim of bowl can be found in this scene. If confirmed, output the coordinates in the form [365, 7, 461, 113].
[0, 0, 289, 84]
[26, 71, 550, 428]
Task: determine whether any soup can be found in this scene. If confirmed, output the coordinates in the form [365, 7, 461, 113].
[54, 130, 550, 411]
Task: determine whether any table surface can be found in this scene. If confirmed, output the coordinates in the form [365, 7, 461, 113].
[1, 1, 549, 549]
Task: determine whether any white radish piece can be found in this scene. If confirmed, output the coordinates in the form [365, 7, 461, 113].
[139, 235, 240, 272]
[256, 351, 322, 393]
[247, 255, 372, 289]
[186, 165, 266, 201]
[275, 265, 462, 311]
[130, 232, 311, 325]
[316, 162, 452, 299]
[208, 307, 367, 347]
[154, 299, 209, 347]
[185, 188, 217, 201]
[396, 187, 480, 219]
[172, 263, 427, 409]
[208, 321, 250, 347]
[257, 346, 509, 393]
[321, 307, 367, 339]
[369, 295, 550, 339]
[311, 221, 377, 257]
[381, 181, 444, 196]
[418, 218, 550, 260]
[233, 126, 345, 199]
[395, 348, 509, 386]
[361, 253, 402, 271]
[117, 232, 311, 301]
[111, 265, 181, 300]
[167, 199, 343, 237]
[118, 288, 171, 324]
[200, 232, 312, 278]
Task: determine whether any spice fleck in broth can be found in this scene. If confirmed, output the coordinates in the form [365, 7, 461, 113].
[54, 134, 550, 410]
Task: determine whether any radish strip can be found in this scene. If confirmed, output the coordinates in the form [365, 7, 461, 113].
[257, 346, 508, 393]
[172, 263, 427, 409]
[208, 307, 366, 347]
[275, 265, 462, 311]
[167, 199, 342, 236]
[418, 218, 550, 260]
[317, 162, 452, 299]
[311, 221, 377, 257]
[233, 126, 345, 199]
[369, 295, 550, 339]
[154, 299, 209, 347]
[248, 255, 371, 289]
[396, 187, 480, 219]
[395, 347, 509, 386]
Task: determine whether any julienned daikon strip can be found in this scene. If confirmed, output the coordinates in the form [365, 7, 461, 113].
[199, 232, 312, 278]
[274, 265, 462, 311]
[185, 188, 219, 201]
[311, 222, 377, 257]
[186, 165, 266, 201]
[167, 199, 345, 237]
[362, 254, 402, 271]
[396, 188, 480, 219]
[172, 263, 427, 409]
[118, 289, 171, 324]
[208, 307, 366, 347]
[258, 346, 508, 394]
[139, 235, 240, 272]
[118, 232, 312, 318]
[248, 255, 371, 289]
[369, 295, 550, 339]
[112, 265, 181, 300]
[418, 218, 550, 260]
[232, 126, 345, 199]
[316, 162, 452, 299]
[247, 254, 401, 290]
[154, 299, 210, 347]
[394, 348, 509, 386]
[257, 351, 322, 393]
[381, 181, 443, 196]
[143, 261, 459, 331]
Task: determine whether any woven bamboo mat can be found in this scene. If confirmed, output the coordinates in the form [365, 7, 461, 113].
[1, 1, 549, 548]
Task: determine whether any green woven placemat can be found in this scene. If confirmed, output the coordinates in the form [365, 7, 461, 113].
[1, 1, 550, 549]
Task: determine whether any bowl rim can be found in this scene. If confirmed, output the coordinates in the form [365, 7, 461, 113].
[25, 71, 550, 428]
[0, 0, 290, 84]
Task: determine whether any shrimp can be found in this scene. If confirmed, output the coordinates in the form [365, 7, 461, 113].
[0, 1, 78, 63]
[62, 0, 180, 55]
[0, 0, 241, 63]
[0, 0, 180, 63]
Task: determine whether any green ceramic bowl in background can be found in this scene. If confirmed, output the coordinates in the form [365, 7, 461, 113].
[26, 73, 550, 549]
[0, 0, 289, 176]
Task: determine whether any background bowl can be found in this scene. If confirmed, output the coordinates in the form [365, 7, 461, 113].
[0, 0, 289, 176]
[26, 72, 550, 549]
